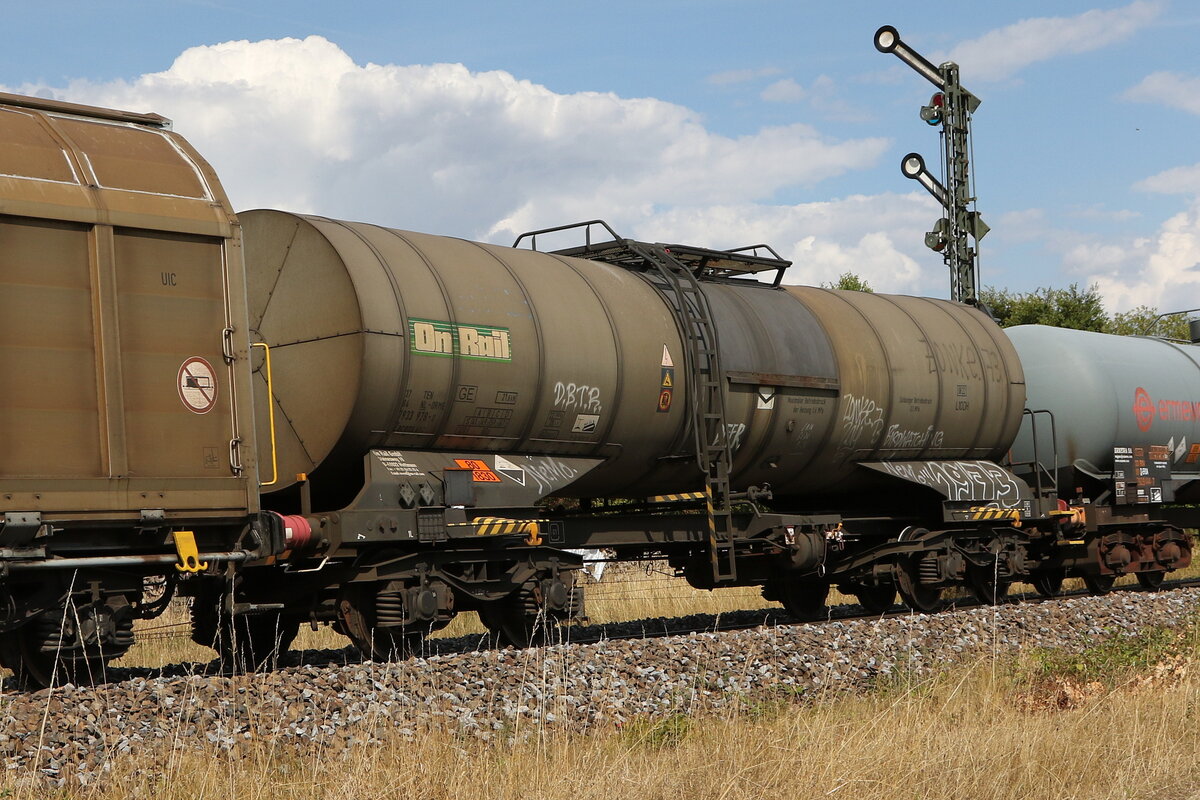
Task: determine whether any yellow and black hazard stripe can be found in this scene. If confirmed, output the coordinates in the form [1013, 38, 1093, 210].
[650, 492, 706, 503]
[965, 506, 1022, 523]
[448, 516, 543, 544]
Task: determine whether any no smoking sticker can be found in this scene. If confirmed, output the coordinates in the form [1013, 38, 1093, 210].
[177, 356, 218, 414]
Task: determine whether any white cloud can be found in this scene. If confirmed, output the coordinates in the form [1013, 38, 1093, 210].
[707, 67, 781, 86]
[945, 1, 1161, 82]
[635, 192, 944, 294]
[1067, 205, 1141, 222]
[1124, 71, 1200, 114]
[1079, 200, 1200, 311]
[18, 36, 890, 244]
[1136, 162, 1200, 194]
[761, 78, 806, 103]
[759, 74, 871, 122]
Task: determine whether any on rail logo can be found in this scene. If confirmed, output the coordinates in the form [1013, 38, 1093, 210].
[1134, 387, 1155, 431]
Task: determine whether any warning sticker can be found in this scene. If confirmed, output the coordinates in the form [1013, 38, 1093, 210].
[455, 458, 501, 482]
[661, 345, 674, 368]
[494, 455, 526, 485]
[757, 386, 776, 410]
[177, 356, 218, 415]
[657, 389, 673, 412]
[572, 414, 599, 434]
[658, 366, 675, 413]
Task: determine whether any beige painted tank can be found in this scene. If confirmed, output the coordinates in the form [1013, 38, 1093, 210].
[241, 210, 1026, 504]
[757, 288, 1026, 496]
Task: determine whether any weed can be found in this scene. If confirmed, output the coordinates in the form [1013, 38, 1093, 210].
[619, 713, 691, 749]
[1028, 625, 1183, 688]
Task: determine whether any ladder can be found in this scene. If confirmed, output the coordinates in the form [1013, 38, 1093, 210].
[512, 221, 792, 584]
[624, 242, 737, 582]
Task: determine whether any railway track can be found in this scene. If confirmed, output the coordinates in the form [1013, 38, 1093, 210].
[523, 575, 1200, 648]
[66, 573, 1200, 690]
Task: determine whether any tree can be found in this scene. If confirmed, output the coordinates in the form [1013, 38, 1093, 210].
[1108, 305, 1190, 340]
[823, 272, 873, 292]
[977, 283, 1107, 332]
[978, 282, 1191, 340]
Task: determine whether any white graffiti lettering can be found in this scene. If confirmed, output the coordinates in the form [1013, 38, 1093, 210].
[525, 457, 581, 495]
[713, 422, 747, 453]
[878, 460, 1023, 508]
[793, 422, 816, 448]
[838, 394, 884, 458]
[553, 382, 603, 413]
[882, 425, 946, 450]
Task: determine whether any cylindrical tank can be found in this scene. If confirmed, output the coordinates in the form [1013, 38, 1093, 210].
[761, 288, 1025, 497]
[241, 209, 1026, 505]
[1007, 324, 1200, 475]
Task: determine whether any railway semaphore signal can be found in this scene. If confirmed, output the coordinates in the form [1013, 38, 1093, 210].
[876, 25, 989, 304]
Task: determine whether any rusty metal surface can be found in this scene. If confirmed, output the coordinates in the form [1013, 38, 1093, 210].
[0, 95, 258, 520]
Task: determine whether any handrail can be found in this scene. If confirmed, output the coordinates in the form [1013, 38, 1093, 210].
[250, 342, 279, 487]
[512, 219, 623, 252]
[1014, 408, 1058, 506]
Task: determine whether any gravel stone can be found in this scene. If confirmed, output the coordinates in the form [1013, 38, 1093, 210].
[1, 587, 1197, 789]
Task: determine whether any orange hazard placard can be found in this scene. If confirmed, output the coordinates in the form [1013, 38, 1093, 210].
[456, 459, 500, 482]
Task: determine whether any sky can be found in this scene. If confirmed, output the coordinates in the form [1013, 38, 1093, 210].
[3, 1, 1199, 311]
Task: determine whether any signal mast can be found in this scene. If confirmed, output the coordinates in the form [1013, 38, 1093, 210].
[875, 25, 988, 305]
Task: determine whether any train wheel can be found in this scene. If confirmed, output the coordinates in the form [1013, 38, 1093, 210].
[0, 601, 134, 689]
[1136, 571, 1166, 590]
[776, 579, 830, 622]
[478, 585, 555, 648]
[230, 614, 299, 670]
[1082, 573, 1116, 596]
[896, 558, 945, 614]
[190, 597, 299, 671]
[479, 573, 583, 648]
[966, 567, 1011, 605]
[336, 586, 425, 661]
[1031, 571, 1065, 598]
[852, 585, 897, 615]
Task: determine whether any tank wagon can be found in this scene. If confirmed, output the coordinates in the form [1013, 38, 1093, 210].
[1007, 325, 1198, 593]
[220, 212, 1063, 654]
[0, 91, 1192, 687]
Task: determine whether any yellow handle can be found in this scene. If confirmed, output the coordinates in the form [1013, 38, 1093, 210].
[250, 342, 278, 487]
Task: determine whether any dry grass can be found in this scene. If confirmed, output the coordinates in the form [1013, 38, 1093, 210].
[15, 623, 1200, 800]
[8, 565, 1200, 798]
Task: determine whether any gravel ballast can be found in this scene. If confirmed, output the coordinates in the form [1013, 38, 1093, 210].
[4, 587, 1198, 788]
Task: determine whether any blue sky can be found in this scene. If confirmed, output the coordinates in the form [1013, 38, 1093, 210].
[5, 1, 1199, 310]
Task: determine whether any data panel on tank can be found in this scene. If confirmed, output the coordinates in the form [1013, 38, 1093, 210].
[1113, 445, 1170, 504]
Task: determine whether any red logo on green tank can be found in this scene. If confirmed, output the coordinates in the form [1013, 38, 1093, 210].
[1133, 387, 1155, 432]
